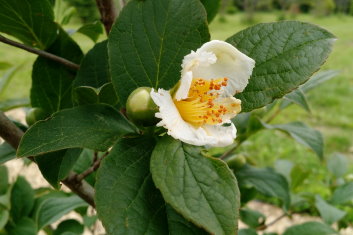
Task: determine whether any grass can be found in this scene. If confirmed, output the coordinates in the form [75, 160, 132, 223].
[209, 12, 353, 194]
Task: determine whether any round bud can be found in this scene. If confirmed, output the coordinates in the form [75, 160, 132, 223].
[126, 87, 158, 126]
[25, 108, 48, 126]
[226, 154, 247, 170]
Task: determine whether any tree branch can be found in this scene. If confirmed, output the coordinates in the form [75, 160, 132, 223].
[76, 151, 108, 182]
[0, 34, 80, 71]
[0, 111, 95, 207]
[95, 0, 118, 34]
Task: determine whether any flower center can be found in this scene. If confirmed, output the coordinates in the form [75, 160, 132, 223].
[173, 77, 241, 126]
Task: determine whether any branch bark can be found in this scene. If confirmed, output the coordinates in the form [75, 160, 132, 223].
[0, 111, 95, 207]
[0, 34, 80, 71]
[95, 0, 118, 34]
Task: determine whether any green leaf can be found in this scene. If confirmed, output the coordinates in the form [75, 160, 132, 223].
[283, 221, 338, 235]
[327, 153, 348, 178]
[109, 0, 210, 104]
[227, 21, 335, 112]
[96, 137, 168, 234]
[74, 40, 109, 88]
[35, 149, 82, 189]
[239, 228, 258, 235]
[281, 89, 311, 112]
[290, 164, 310, 191]
[0, 166, 8, 195]
[17, 104, 138, 157]
[74, 84, 119, 107]
[10, 176, 35, 222]
[332, 182, 353, 205]
[53, 219, 84, 235]
[280, 70, 338, 110]
[166, 205, 208, 235]
[0, 209, 9, 230]
[31, 29, 83, 114]
[0, 66, 22, 97]
[300, 70, 339, 92]
[0, 98, 30, 112]
[240, 208, 266, 229]
[7, 217, 37, 235]
[77, 21, 103, 42]
[264, 122, 324, 159]
[200, 0, 220, 22]
[151, 137, 240, 234]
[235, 165, 290, 209]
[35, 195, 87, 230]
[0, 0, 58, 49]
[315, 195, 346, 225]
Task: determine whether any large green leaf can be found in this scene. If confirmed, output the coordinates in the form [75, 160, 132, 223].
[151, 137, 239, 234]
[283, 221, 337, 235]
[227, 21, 335, 112]
[166, 205, 208, 235]
[200, 0, 220, 23]
[31, 29, 83, 114]
[281, 89, 311, 112]
[17, 104, 137, 157]
[35, 149, 82, 189]
[0, 0, 57, 49]
[10, 177, 35, 222]
[235, 165, 290, 209]
[264, 122, 324, 159]
[109, 0, 210, 104]
[96, 137, 168, 234]
[331, 182, 353, 205]
[315, 195, 346, 225]
[17, 104, 138, 157]
[35, 195, 87, 230]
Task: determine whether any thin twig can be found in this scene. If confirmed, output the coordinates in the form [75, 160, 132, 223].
[0, 111, 95, 207]
[0, 34, 80, 71]
[256, 212, 288, 231]
[265, 106, 282, 123]
[76, 151, 108, 182]
[95, 0, 118, 34]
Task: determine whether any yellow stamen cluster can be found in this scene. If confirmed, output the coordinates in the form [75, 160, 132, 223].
[174, 77, 241, 126]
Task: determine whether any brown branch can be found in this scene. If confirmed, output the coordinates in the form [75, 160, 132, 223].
[0, 111, 95, 207]
[256, 212, 288, 231]
[0, 34, 80, 71]
[95, 0, 118, 34]
[76, 151, 108, 182]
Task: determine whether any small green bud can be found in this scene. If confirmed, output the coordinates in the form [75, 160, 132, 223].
[126, 87, 158, 126]
[226, 154, 247, 170]
[25, 108, 49, 126]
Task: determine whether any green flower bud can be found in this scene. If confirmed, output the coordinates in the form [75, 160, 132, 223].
[126, 87, 158, 126]
[226, 154, 247, 170]
[25, 108, 49, 126]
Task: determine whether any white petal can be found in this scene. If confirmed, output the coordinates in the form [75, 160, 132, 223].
[150, 89, 236, 147]
[174, 71, 192, 101]
[202, 122, 237, 147]
[184, 40, 255, 96]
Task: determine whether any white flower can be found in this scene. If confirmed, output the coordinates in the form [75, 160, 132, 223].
[150, 40, 255, 147]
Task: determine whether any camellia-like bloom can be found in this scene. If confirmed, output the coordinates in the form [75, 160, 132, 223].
[150, 40, 255, 147]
